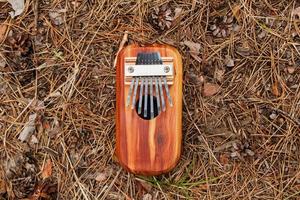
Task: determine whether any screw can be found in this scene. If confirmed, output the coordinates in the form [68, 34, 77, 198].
[164, 66, 170, 73]
[128, 66, 134, 73]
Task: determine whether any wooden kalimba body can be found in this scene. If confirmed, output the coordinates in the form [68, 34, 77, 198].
[115, 44, 182, 175]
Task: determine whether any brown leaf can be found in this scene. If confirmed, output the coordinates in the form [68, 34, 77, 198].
[219, 154, 229, 165]
[7, 0, 25, 18]
[184, 40, 202, 62]
[184, 40, 201, 54]
[198, 184, 209, 191]
[174, 8, 183, 19]
[202, 83, 220, 97]
[214, 67, 225, 82]
[271, 81, 280, 96]
[136, 179, 152, 192]
[185, 73, 204, 85]
[0, 179, 6, 194]
[42, 121, 50, 130]
[225, 55, 234, 67]
[28, 182, 56, 200]
[95, 172, 108, 182]
[142, 193, 152, 200]
[231, 4, 241, 22]
[94, 169, 112, 183]
[0, 166, 5, 194]
[49, 9, 66, 25]
[292, 7, 300, 19]
[287, 66, 295, 74]
[41, 159, 52, 179]
[18, 113, 37, 142]
[0, 24, 8, 43]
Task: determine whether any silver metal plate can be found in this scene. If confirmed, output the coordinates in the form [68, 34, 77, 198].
[124, 64, 174, 77]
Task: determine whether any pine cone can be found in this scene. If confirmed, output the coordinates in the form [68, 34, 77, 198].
[231, 140, 255, 159]
[7, 33, 32, 57]
[210, 0, 226, 10]
[5, 32, 35, 85]
[150, 4, 173, 31]
[209, 13, 239, 38]
[4, 154, 38, 198]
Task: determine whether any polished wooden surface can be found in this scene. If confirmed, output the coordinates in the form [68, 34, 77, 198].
[115, 44, 183, 175]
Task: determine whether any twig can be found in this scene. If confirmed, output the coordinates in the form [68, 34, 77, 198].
[113, 31, 128, 68]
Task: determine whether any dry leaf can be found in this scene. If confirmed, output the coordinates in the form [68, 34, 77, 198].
[191, 0, 196, 10]
[0, 168, 6, 194]
[271, 81, 280, 96]
[184, 40, 201, 54]
[292, 7, 300, 19]
[269, 113, 277, 120]
[49, 9, 67, 25]
[215, 140, 237, 152]
[219, 154, 229, 165]
[0, 24, 8, 43]
[185, 72, 204, 85]
[258, 31, 266, 39]
[47, 118, 60, 138]
[0, 57, 6, 68]
[41, 159, 52, 179]
[95, 172, 108, 182]
[245, 149, 255, 156]
[225, 55, 234, 67]
[136, 179, 152, 192]
[28, 182, 56, 200]
[30, 135, 39, 144]
[142, 193, 152, 200]
[183, 40, 202, 62]
[230, 151, 241, 158]
[231, 4, 241, 22]
[0, 179, 6, 194]
[202, 83, 220, 97]
[287, 66, 295, 74]
[214, 67, 225, 82]
[237, 41, 251, 56]
[198, 184, 209, 190]
[71, 1, 81, 8]
[7, 0, 24, 18]
[18, 113, 37, 142]
[174, 8, 183, 19]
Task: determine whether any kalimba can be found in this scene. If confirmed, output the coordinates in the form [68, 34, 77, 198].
[115, 44, 182, 175]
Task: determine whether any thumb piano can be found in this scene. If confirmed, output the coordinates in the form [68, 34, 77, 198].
[115, 44, 183, 175]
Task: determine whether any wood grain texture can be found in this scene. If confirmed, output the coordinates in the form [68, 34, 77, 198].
[115, 44, 183, 175]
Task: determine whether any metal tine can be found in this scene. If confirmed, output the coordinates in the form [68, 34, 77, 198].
[144, 77, 148, 118]
[155, 77, 161, 113]
[149, 53, 152, 64]
[148, 53, 152, 64]
[163, 76, 173, 106]
[153, 52, 158, 64]
[149, 77, 154, 119]
[157, 52, 163, 64]
[148, 53, 151, 64]
[126, 78, 134, 107]
[139, 53, 143, 65]
[157, 53, 161, 64]
[158, 77, 166, 112]
[136, 53, 141, 65]
[138, 78, 144, 114]
[151, 53, 155, 64]
[131, 77, 139, 109]
[144, 53, 148, 65]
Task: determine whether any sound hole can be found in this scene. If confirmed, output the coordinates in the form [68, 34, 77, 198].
[135, 95, 159, 120]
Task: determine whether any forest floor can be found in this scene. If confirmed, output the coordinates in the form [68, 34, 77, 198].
[0, 0, 300, 199]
